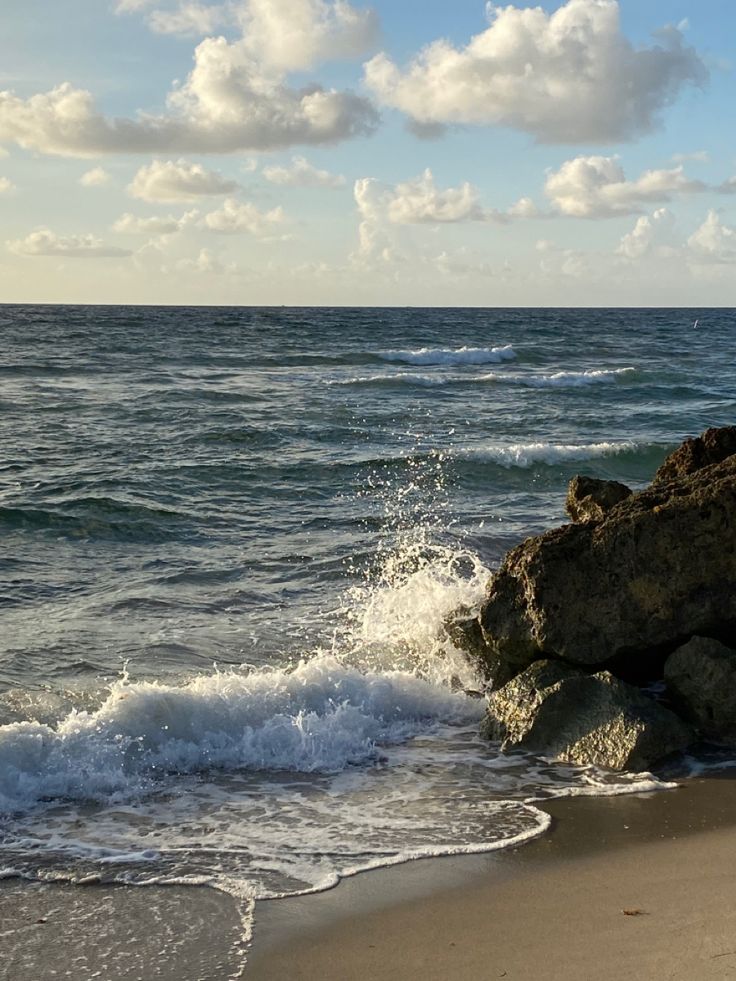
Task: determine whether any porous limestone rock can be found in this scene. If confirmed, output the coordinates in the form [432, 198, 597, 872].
[478, 449, 736, 686]
[664, 636, 736, 739]
[565, 475, 632, 524]
[653, 426, 736, 485]
[483, 660, 693, 771]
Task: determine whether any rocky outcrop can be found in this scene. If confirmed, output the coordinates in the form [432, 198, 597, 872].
[565, 475, 632, 524]
[478, 453, 736, 687]
[664, 636, 736, 740]
[483, 660, 692, 771]
[653, 426, 736, 485]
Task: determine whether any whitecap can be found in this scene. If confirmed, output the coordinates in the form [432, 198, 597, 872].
[379, 345, 516, 366]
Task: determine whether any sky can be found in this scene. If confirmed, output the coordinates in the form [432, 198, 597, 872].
[1, 0, 735, 306]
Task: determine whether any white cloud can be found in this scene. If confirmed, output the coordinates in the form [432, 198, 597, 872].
[236, 0, 379, 72]
[672, 150, 709, 164]
[717, 176, 736, 195]
[507, 196, 539, 219]
[263, 155, 345, 188]
[79, 166, 111, 187]
[174, 247, 238, 275]
[202, 197, 285, 235]
[112, 210, 197, 234]
[114, 0, 156, 11]
[0, 6, 379, 158]
[616, 208, 677, 259]
[687, 210, 736, 263]
[535, 239, 589, 279]
[387, 169, 490, 224]
[545, 156, 705, 218]
[8, 229, 132, 258]
[364, 0, 706, 143]
[148, 2, 229, 37]
[0, 176, 15, 194]
[355, 169, 498, 230]
[129, 159, 238, 202]
[116, 0, 379, 61]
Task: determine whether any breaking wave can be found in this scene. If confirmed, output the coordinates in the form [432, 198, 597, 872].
[378, 345, 517, 366]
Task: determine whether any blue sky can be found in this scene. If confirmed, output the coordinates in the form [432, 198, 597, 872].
[0, 0, 734, 305]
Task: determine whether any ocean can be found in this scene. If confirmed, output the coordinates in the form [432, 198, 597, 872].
[0, 305, 733, 959]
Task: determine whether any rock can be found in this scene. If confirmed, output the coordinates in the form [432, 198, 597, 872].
[653, 426, 736, 485]
[443, 607, 491, 661]
[483, 660, 693, 771]
[664, 636, 736, 739]
[478, 446, 736, 687]
[565, 475, 632, 524]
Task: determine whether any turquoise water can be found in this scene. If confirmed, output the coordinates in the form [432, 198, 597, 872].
[0, 306, 733, 938]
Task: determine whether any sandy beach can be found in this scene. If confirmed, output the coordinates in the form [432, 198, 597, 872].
[5, 773, 736, 980]
[248, 774, 736, 981]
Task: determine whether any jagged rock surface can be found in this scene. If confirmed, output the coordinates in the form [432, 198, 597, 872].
[664, 636, 736, 739]
[653, 426, 736, 485]
[478, 453, 736, 687]
[483, 660, 693, 771]
[565, 475, 632, 524]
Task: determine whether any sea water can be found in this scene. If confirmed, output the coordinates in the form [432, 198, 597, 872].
[0, 306, 733, 955]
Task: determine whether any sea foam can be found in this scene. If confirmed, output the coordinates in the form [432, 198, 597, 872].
[461, 440, 639, 468]
[379, 345, 516, 366]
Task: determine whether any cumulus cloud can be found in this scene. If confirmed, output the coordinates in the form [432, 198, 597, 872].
[355, 169, 500, 230]
[112, 210, 197, 234]
[202, 197, 285, 235]
[262, 155, 345, 188]
[717, 176, 736, 195]
[79, 166, 111, 187]
[128, 159, 238, 202]
[237, 0, 379, 72]
[8, 229, 132, 258]
[616, 208, 677, 259]
[0, 2, 380, 157]
[0, 176, 15, 194]
[545, 156, 706, 218]
[687, 210, 736, 263]
[364, 0, 706, 144]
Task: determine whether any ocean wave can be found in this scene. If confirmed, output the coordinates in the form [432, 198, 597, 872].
[335, 372, 453, 388]
[459, 440, 640, 468]
[334, 366, 637, 390]
[0, 658, 483, 812]
[0, 498, 189, 540]
[482, 367, 637, 388]
[378, 345, 516, 366]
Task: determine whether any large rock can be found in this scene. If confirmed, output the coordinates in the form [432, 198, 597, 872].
[565, 475, 632, 524]
[664, 636, 736, 739]
[479, 447, 736, 687]
[483, 660, 693, 771]
[653, 426, 736, 485]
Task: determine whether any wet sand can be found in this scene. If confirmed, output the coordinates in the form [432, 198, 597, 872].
[3, 774, 736, 980]
[248, 774, 736, 981]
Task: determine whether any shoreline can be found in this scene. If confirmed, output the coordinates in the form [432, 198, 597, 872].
[247, 772, 736, 980]
[3, 772, 736, 979]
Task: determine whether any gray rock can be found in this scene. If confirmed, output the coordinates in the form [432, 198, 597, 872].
[565, 475, 632, 524]
[483, 660, 693, 771]
[653, 425, 736, 485]
[478, 444, 736, 687]
[664, 636, 736, 739]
